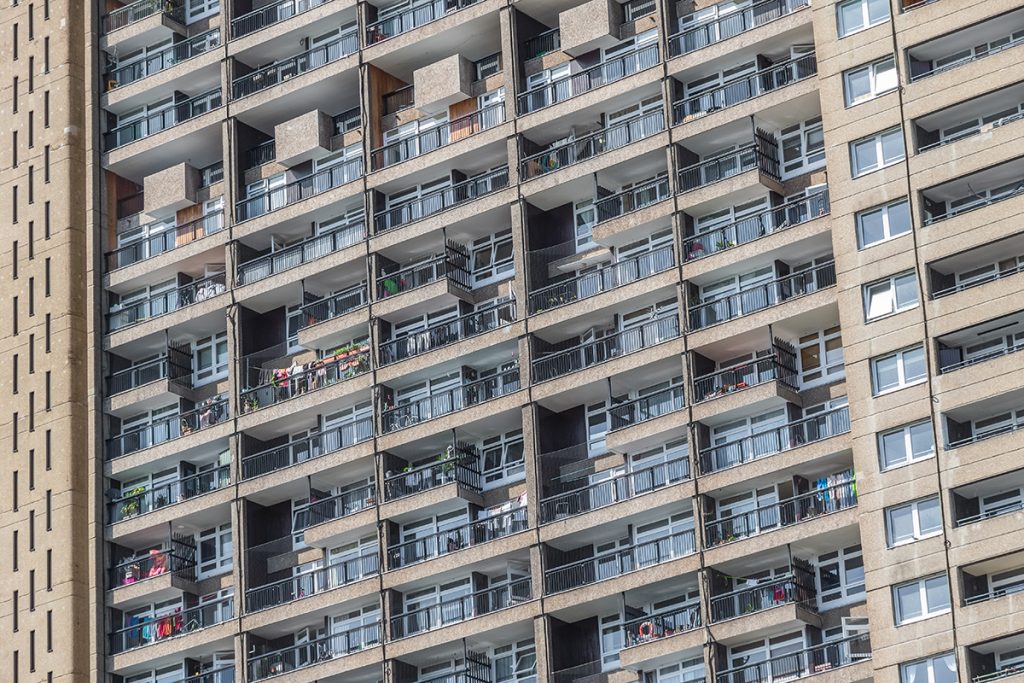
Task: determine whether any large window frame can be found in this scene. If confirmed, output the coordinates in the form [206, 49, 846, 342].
[863, 271, 918, 320]
[893, 574, 951, 625]
[886, 496, 942, 547]
[850, 126, 906, 177]
[879, 420, 935, 470]
[871, 345, 927, 395]
[843, 56, 897, 106]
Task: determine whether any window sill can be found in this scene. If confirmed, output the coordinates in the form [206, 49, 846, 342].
[865, 304, 919, 324]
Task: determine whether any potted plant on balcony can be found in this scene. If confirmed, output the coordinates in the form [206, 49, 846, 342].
[120, 486, 147, 519]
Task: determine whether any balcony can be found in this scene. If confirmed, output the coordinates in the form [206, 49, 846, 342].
[373, 166, 510, 233]
[292, 482, 377, 532]
[379, 301, 516, 366]
[962, 551, 1024, 607]
[383, 445, 482, 501]
[299, 282, 369, 332]
[107, 396, 230, 460]
[106, 29, 220, 90]
[240, 416, 374, 479]
[716, 634, 872, 683]
[232, 30, 359, 99]
[177, 667, 236, 683]
[709, 565, 815, 622]
[247, 622, 382, 680]
[377, 254, 469, 300]
[936, 311, 1024, 374]
[386, 504, 528, 569]
[524, 27, 560, 60]
[230, 0, 332, 39]
[946, 395, 1024, 450]
[687, 261, 836, 331]
[371, 104, 506, 170]
[235, 157, 363, 222]
[921, 157, 1024, 226]
[622, 603, 701, 649]
[520, 110, 665, 180]
[235, 220, 366, 286]
[381, 365, 521, 433]
[109, 595, 234, 654]
[244, 552, 379, 612]
[516, 42, 661, 115]
[390, 577, 532, 639]
[673, 52, 817, 125]
[595, 174, 671, 223]
[698, 406, 851, 475]
[692, 350, 797, 404]
[108, 464, 231, 524]
[102, 0, 183, 34]
[609, 385, 686, 432]
[668, 0, 809, 58]
[915, 81, 1024, 153]
[106, 211, 225, 273]
[237, 343, 371, 414]
[532, 315, 680, 383]
[365, 0, 483, 45]
[677, 135, 781, 194]
[103, 89, 222, 151]
[107, 274, 227, 333]
[544, 529, 696, 594]
[106, 348, 192, 397]
[108, 545, 196, 591]
[908, 10, 1024, 83]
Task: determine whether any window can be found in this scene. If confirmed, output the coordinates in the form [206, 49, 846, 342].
[197, 524, 232, 578]
[797, 326, 844, 387]
[844, 56, 898, 106]
[481, 429, 525, 487]
[871, 345, 927, 394]
[193, 332, 228, 385]
[816, 544, 865, 607]
[186, 0, 219, 23]
[894, 574, 950, 624]
[902, 653, 958, 683]
[471, 229, 514, 286]
[857, 198, 911, 248]
[851, 127, 905, 176]
[837, 0, 889, 37]
[494, 639, 536, 682]
[886, 496, 942, 546]
[863, 271, 918, 320]
[879, 420, 935, 470]
[779, 117, 825, 178]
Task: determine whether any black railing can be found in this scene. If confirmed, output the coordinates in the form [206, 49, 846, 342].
[232, 31, 358, 98]
[248, 622, 383, 680]
[595, 175, 671, 222]
[365, 0, 483, 44]
[687, 261, 836, 330]
[698, 406, 850, 474]
[107, 273, 227, 331]
[245, 139, 276, 169]
[299, 283, 368, 329]
[956, 499, 1024, 527]
[716, 634, 871, 683]
[964, 581, 1024, 606]
[384, 446, 481, 501]
[609, 386, 686, 431]
[933, 261, 1024, 299]
[236, 221, 366, 286]
[110, 596, 233, 653]
[669, 0, 810, 57]
[521, 110, 665, 179]
[532, 315, 679, 383]
[911, 33, 1024, 83]
[545, 529, 696, 594]
[622, 603, 701, 648]
[524, 28, 560, 58]
[379, 301, 516, 365]
[231, 0, 332, 38]
[104, 89, 221, 150]
[373, 166, 509, 233]
[108, 465, 231, 524]
[381, 366, 521, 433]
[105, 351, 192, 395]
[386, 505, 528, 569]
[677, 141, 780, 192]
[109, 548, 196, 589]
[102, 0, 183, 33]
[552, 661, 602, 683]
[245, 553, 379, 612]
[692, 353, 797, 403]
[107, 29, 220, 88]
[292, 483, 377, 532]
[517, 43, 660, 114]
[923, 183, 1024, 226]
[106, 211, 225, 271]
[382, 85, 415, 115]
[241, 417, 373, 479]
[920, 111, 1024, 152]
[377, 255, 470, 298]
[235, 157, 363, 221]
[107, 397, 229, 459]
[390, 577, 531, 639]
[710, 569, 815, 622]
[239, 348, 370, 413]
[181, 667, 236, 683]
[372, 104, 506, 170]
[940, 341, 1024, 374]
[948, 420, 1024, 451]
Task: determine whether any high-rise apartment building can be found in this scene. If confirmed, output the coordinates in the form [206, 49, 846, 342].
[3, 0, 1024, 682]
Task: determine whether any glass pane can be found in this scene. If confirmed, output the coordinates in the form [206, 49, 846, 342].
[917, 497, 942, 534]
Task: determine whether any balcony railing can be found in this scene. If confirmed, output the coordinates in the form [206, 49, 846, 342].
[698, 406, 850, 474]
[683, 191, 829, 261]
[923, 183, 1024, 226]
[524, 27, 560, 59]
[669, 0, 809, 57]
[379, 301, 516, 365]
[107, 396, 230, 459]
[235, 157, 363, 222]
[553, 661, 603, 683]
[107, 273, 227, 331]
[109, 595, 233, 653]
[244, 552, 379, 612]
[232, 31, 358, 99]
[956, 499, 1024, 527]
[231, 0, 331, 38]
[940, 341, 1024, 374]
[248, 622, 383, 680]
[529, 244, 674, 314]
[622, 603, 701, 648]
[299, 282, 369, 330]
[920, 111, 1024, 153]
[716, 634, 871, 683]
[106, 211, 225, 272]
[245, 139, 276, 169]
[933, 261, 1024, 299]
[107, 29, 220, 88]
[383, 445, 481, 501]
[106, 349, 192, 396]
[692, 353, 797, 403]
[596, 175, 671, 223]
[948, 420, 1024, 450]
[236, 221, 366, 286]
[710, 568, 815, 622]
[109, 548, 196, 589]
[540, 456, 690, 523]
[181, 667, 236, 683]
[382, 85, 415, 115]
[704, 481, 857, 547]
[911, 33, 1024, 83]
[241, 416, 373, 479]
[517, 43, 660, 114]
[372, 104, 506, 170]
[373, 166, 509, 233]
[974, 666, 1024, 683]
[104, 89, 221, 150]
[386, 505, 528, 569]
[687, 261, 836, 330]
[532, 315, 680, 383]
[609, 386, 686, 431]
[292, 483, 377, 532]
[390, 577, 532, 639]
[239, 347, 370, 414]
[108, 464, 230, 524]
[377, 254, 471, 299]
[545, 529, 696, 594]
[521, 110, 665, 180]
[677, 139, 781, 193]
[674, 53, 817, 124]
[381, 365, 521, 433]
[365, 0, 482, 44]
[102, 0, 184, 33]
[964, 580, 1024, 606]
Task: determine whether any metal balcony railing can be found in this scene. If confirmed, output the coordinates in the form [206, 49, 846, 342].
[698, 406, 851, 474]
[390, 577, 532, 639]
[704, 481, 857, 547]
[181, 667, 236, 683]
[241, 416, 373, 479]
[109, 596, 233, 653]
[103, 89, 221, 150]
[595, 175, 671, 223]
[382, 85, 415, 115]
[108, 465, 231, 523]
[709, 568, 815, 622]
[940, 341, 1024, 373]
[948, 420, 1024, 450]
[529, 244, 674, 314]
[383, 445, 481, 501]
[377, 254, 470, 298]
[106, 211, 225, 272]
[624, 0, 657, 20]
[545, 529, 696, 594]
[231, 0, 332, 38]
[236, 221, 366, 286]
[956, 498, 1024, 527]
[232, 31, 358, 99]
[911, 33, 1024, 83]
[416, 669, 492, 683]
[716, 634, 871, 683]
[677, 139, 781, 193]
[381, 366, 521, 433]
[964, 581, 1024, 606]
[107, 396, 230, 459]
[106, 273, 227, 331]
[248, 622, 383, 680]
[973, 666, 1024, 683]
[106, 29, 219, 88]
[235, 157, 363, 221]
[521, 110, 665, 179]
[117, 192, 145, 219]
[609, 386, 686, 431]
[524, 27, 560, 59]
[920, 112, 1024, 152]
[517, 43, 660, 114]
[683, 191, 829, 261]
[923, 182, 1024, 226]
[622, 603, 701, 648]
[674, 53, 817, 124]
[298, 282, 369, 329]
[292, 483, 377, 532]
[238, 347, 370, 414]
[109, 548, 196, 589]
[245, 139, 276, 169]
[532, 315, 680, 383]
[933, 261, 1024, 299]
[102, 0, 184, 33]
[373, 166, 509, 233]
[372, 104, 506, 170]
[540, 456, 690, 523]
[365, 0, 483, 44]
[386, 505, 528, 569]
[692, 352, 797, 403]
[687, 261, 836, 331]
[552, 661, 603, 683]
[105, 348, 192, 395]
[244, 553, 379, 612]
[669, 0, 809, 57]
[379, 301, 516, 365]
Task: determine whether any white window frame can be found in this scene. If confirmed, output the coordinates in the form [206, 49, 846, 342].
[863, 271, 918, 320]
[886, 496, 942, 547]
[893, 574, 951, 625]
[186, 0, 220, 23]
[481, 429, 525, 488]
[796, 326, 845, 388]
[851, 126, 906, 177]
[836, 0, 890, 38]
[779, 117, 825, 178]
[857, 198, 911, 248]
[471, 229, 515, 286]
[900, 653, 957, 683]
[879, 420, 936, 470]
[196, 523, 232, 579]
[815, 544, 865, 608]
[192, 331, 229, 385]
[843, 56, 898, 106]
[475, 53, 501, 80]
[871, 345, 927, 395]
